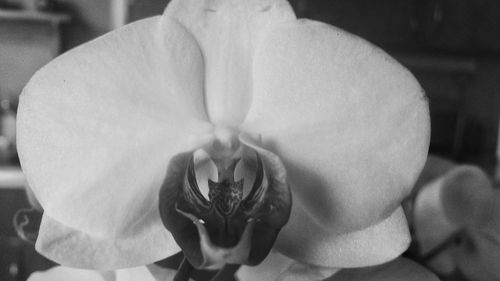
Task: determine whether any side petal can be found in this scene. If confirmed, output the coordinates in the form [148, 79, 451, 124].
[165, 0, 295, 125]
[36, 213, 180, 270]
[243, 19, 430, 233]
[328, 257, 440, 281]
[274, 200, 410, 268]
[17, 16, 210, 267]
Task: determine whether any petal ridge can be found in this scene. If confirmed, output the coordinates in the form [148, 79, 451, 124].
[165, 0, 296, 125]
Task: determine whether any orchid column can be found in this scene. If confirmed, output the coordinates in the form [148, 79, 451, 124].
[17, 0, 430, 279]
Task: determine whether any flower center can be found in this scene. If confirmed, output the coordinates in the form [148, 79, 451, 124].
[159, 131, 291, 269]
[177, 138, 267, 249]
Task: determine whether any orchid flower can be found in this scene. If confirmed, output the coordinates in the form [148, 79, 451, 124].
[408, 156, 500, 281]
[17, 0, 432, 280]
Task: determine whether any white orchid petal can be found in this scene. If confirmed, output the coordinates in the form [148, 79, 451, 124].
[244, 19, 430, 233]
[115, 266, 158, 281]
[17, 16, 208, 266]
[146, 264, 193, 281]
[328, 257, 440, 281]
[237, 251, 295, 281]
[165, 0, 295, 125]
[275, 200, 410, 268]
[276, 263, 339, 281]
[36, 213, 180, 270]
[27, 266, 108, 281]
[238, 251, 339, 281]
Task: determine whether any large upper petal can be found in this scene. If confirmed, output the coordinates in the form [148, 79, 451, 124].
[242, 20, 430, 233]
[165, 0, 295, 125]
[17, 15, 211, 263]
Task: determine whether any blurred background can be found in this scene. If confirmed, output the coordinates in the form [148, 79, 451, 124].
[0, 0, 499, 280]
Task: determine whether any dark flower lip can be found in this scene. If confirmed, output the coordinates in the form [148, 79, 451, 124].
[176, 208, 257, 269]
[159, 143, 291, 269]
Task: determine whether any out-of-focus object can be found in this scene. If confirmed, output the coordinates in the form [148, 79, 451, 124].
[406, 155, 500, 281]
[496, 120, 500, 183]
[127, 0, 169, 22]
[19, 0, 39, 11]
[0, 0, 53, 11]
[0, 7, 69, 103]
[0, 165, 25, 189]
[0, 97, 17, 164]
[0, 0, 21, 9]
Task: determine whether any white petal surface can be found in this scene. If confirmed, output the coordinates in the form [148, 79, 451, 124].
[115, 266, 158, 281]
[36, 213, 180, 270]
[165, 0, 295, 125]
[327, 257, 440, 281]
[274, 200, 410, 268]
[237, 251, 339, 281]
[17, 15, 211, 259]
[146, 264, 193, 281]
[28, 265, 177, 281]
[243, 20, 430, 233]
[237, 251, 294, 281]
[27, 266, 108, 281]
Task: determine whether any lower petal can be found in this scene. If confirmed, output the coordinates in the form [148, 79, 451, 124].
[237, 251, 339, 281]
[328, 257, 439, 281]
[275, 201, 410, 268]
[27, 266, 109, 281]
[236, 251, 294, 281]
[36, 213, 180, 270]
